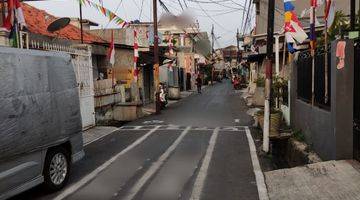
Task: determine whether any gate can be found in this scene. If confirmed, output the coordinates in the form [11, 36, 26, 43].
[29, 41, 96, 130]
[354, 41, 360, 161]
[71, 45, 96, 130]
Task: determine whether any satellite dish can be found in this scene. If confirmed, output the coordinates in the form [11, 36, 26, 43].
[47, 17, 71, 33]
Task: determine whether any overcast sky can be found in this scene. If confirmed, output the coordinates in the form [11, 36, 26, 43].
[28, 0, 256, 48]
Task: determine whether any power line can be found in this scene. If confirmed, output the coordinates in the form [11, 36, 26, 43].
[132, 0, 151, 20]
[95, 0, 124, 38]
[183, 0, 188, 8]
[139, 0, 145, 19]
[196, 1, 232, 32]
[177, 0, 184, 10]
[242, 0, 252, 34]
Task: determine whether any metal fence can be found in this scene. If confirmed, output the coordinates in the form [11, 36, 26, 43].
[296, 48, 331, 109]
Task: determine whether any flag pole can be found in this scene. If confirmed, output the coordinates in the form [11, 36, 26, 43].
[324, 0, 329, 104]
[310, 0, 316, 106]
[79, 1, 84, 44]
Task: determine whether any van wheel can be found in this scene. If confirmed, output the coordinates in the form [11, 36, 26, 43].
[43, 147, 70, 191]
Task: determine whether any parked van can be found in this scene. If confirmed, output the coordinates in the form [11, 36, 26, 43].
[0, 48, 84, 200]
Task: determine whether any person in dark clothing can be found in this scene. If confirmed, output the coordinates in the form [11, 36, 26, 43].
[196, 75, 202, 94]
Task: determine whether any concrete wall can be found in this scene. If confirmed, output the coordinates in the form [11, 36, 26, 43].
[291, 40, 354, 160]
[330, 40, 354, 159]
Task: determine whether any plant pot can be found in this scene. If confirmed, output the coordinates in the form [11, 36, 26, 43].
[256, 112, 282, 137]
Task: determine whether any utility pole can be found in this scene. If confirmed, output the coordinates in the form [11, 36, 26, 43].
[237, 28, 240, 64]
[211, 24, 214, 85]
[79, 1, 84, 44]
[153, 0, 160, 114]
[263, 0, 275, 153]
[350, 0, 356, 31]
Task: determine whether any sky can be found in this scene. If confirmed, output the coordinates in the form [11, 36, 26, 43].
[28, 0, 256, 49]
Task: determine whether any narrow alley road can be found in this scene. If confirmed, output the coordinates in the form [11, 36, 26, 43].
[12, 81, 264, 200]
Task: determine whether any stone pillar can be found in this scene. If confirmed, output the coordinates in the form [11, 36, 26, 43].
[331, 39, 354, 159]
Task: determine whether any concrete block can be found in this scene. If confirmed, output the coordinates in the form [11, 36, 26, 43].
[253, 87, 265, 106]
[113, 103, 143, 121]
[168, 86, 181, 100]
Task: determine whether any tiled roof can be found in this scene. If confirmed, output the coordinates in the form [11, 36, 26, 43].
[22, 3, 106, 43]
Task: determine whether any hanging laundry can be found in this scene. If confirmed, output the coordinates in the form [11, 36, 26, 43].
[336, 41, 346, 70]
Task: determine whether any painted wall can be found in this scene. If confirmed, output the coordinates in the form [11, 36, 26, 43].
[290, 40, 354, 160]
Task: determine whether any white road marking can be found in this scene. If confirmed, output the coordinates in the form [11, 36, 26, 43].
[123, 126, 192, 200]
[134, 126, 143, 130]
[143, 120, 164, 124]
[245, 127, 269, 200]
[53, 126, 161, 200]
[83, 128, 120, 146]
[234, 119, 240, 123]
[190, 127, 220, 200]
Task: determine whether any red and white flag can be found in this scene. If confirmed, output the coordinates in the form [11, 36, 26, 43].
[3, 0, 26, 31]
[325, 0, 335, 28]
[107, 30, 115, 66]
[133, 30, 139, 81]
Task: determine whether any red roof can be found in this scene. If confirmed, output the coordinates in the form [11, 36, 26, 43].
[22, 3, 106, 44]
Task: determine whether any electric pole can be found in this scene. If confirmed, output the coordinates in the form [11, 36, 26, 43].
[263, 0, 275, 153]
[153, 0, 160, 114]
[350, 0, 356, 31]
[236, 28, 240, 64]
[211, 24, 214, 85]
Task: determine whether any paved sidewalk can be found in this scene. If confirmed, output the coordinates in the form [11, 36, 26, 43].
[265, 160, 360, 200]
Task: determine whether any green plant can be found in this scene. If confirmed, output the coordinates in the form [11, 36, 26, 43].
[318, 10, 360, 45]
[272, 76, 288, 99]
[255, 76, 265, 87]
[292, 129, 305, 142]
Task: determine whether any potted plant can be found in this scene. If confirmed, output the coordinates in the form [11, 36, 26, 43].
[255, 76, 286, 137]
[256, 109, 282, 137]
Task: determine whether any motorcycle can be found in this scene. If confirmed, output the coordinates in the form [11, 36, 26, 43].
[159, 83, 168, 109]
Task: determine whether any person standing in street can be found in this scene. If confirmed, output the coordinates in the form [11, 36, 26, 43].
[196, 74, 202, 94]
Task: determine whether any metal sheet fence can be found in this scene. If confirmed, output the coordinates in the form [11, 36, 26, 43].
[296, 48, 331, 109]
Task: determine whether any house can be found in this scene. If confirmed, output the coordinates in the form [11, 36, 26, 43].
[245, 0, 356, 161]
[158, 14, 211, 91]
[0, 3, 146, 126]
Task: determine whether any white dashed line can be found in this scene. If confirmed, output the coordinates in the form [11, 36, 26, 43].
[190, 127, 220, 200]
[53, 126, 161, 200]
[122, 126, 192, 200]
[245, 127, 269, 200]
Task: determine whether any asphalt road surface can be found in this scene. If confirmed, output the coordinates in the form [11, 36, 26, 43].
[11, 81, 263, 200]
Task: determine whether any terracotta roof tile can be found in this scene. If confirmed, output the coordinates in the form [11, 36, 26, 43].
[22, 3, 106, 44]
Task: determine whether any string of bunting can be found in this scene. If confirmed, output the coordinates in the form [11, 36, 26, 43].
[78, 0, 128, 27]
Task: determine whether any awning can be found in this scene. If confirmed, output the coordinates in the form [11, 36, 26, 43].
[244, 53, 266, 63]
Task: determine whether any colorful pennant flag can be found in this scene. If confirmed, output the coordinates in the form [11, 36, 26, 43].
[283, 0, 307, 53]
[79, 0, 128, 27]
